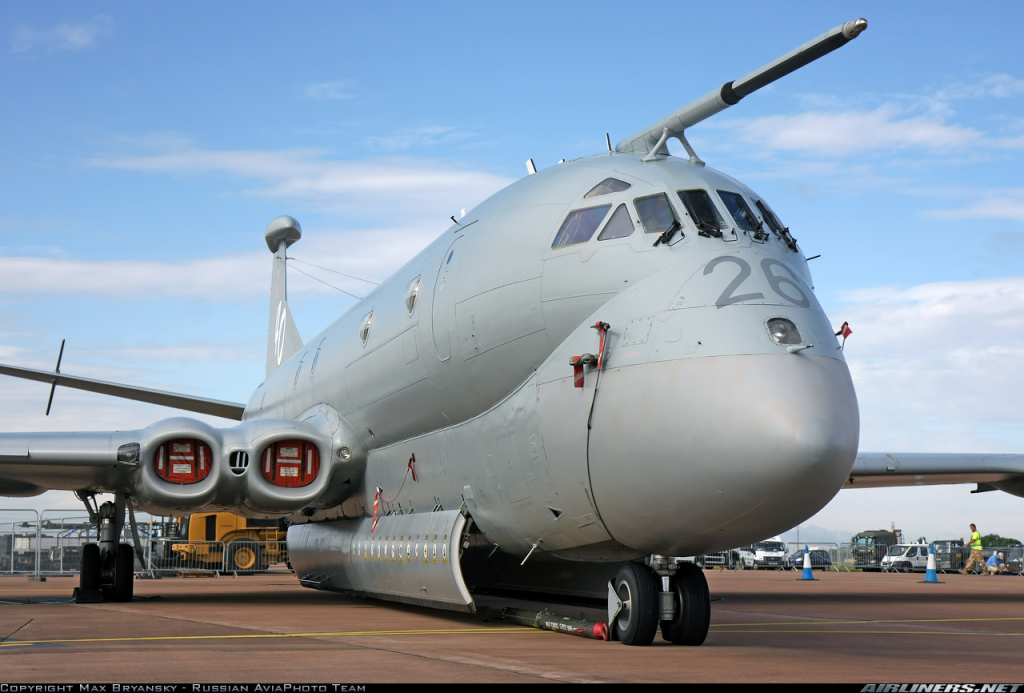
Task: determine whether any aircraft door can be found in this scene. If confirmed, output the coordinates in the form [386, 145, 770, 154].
[431, 237, 463, 361]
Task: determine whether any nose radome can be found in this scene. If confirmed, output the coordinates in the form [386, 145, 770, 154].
[586, 353, 859, 556]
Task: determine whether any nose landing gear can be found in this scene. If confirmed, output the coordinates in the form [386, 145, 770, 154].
[608, 556, 711, 646]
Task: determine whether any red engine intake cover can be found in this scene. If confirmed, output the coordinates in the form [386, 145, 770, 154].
[154, 438, 213, 485]
[261, 439, 320, 488]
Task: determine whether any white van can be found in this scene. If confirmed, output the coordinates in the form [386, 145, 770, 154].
[880, 544, 931, 572]
[735, 536, 787, 569]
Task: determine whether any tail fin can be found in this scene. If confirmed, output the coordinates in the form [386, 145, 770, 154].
[265, 216, 304, 376]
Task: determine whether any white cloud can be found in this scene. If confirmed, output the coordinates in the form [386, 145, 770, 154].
[834, 275, 1024, 453]
[365, 126, 468, 151]
[924, 188, 1024, 222]
[85, 141, 513, 219]
[708, 104, 984, 158]
[11, 15, 114, 54]
[935, 74, 1024, 101]
[302, 80, 355, 101]
[0, 226, 438, 302]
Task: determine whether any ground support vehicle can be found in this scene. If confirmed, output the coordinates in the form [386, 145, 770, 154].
[170, 512, 287, 573]
[852, 530, 899, 571]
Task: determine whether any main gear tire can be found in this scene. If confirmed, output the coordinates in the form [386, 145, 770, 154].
[80, 543, 101, 592]
[112, 543, 134, 602]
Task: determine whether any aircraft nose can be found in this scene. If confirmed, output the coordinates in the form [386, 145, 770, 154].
[586, 353, 859, 555]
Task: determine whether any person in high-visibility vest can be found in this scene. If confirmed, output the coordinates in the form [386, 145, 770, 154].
[962, 523, 984, 574]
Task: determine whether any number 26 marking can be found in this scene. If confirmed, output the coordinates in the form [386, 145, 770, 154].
[703, 256, 810, 309]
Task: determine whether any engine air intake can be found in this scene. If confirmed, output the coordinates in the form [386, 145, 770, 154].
[154, 438, 213, 484]
[261, 439, 320, 488]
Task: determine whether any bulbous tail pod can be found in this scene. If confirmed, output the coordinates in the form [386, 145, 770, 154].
[287, 509, 475, 613]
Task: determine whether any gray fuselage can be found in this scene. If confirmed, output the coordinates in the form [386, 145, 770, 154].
[249, 152, 860, 559]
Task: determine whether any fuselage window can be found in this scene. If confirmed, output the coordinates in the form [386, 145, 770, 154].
[678, 190, 727, 238]
[404, 275, 421, 315]
[551, 205, 612, 248]
[359, 310, 373, 345]
[584, 177, 631, 198]
[310, 337, 326, 378]
[634, 193, 678, 235]
[596, 204, 635, 241]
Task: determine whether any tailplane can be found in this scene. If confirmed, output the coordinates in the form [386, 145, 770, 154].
[265, 216, 304, 376]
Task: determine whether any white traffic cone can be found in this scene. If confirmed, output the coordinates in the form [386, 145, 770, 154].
[922, 543, 940, 583]
[800, 545, 817, 581]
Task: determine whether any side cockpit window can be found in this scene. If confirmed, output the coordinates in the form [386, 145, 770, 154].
[634, 193, 678, 235]
[552, 205, 612, 248]
[597, 204, 634, 240]
[678, 190, 727, 238]
[718, 191, 768, 241]
[755, 198, 799, 252]
[584, 178, 631, 198]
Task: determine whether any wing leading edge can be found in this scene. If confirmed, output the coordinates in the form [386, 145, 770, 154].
[0, 362, 245, 420]
[845, 452, 1024, 498]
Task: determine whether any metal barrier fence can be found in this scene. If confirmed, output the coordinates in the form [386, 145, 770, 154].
[147, 538, 289, 575]
[0, 510, 288, 578]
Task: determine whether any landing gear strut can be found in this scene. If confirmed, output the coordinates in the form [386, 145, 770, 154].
[74, 491, 136, 603]
[608, 555, 710, 646]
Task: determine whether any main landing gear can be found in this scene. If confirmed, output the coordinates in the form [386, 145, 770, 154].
[608, 555, 710, 646]
[74, 491, 139, 603]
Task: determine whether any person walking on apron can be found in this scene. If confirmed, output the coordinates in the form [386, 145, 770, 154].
[962, 523, 984, 575]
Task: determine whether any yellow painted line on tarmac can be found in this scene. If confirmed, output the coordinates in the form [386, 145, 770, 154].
[713, 616, 1024, 627]
[1, 627, 544, 647]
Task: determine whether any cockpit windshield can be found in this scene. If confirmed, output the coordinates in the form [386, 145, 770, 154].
[719, 191, 768, 241]
[634, 193, 677, 235]
[755, 198, 799, 251]
[718, 191, 756, 233]
[755, 199, 784, 235]
[551, 205, 611, 248]
[678, 190, 727, 238]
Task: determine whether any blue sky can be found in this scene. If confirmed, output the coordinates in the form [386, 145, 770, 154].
[2, 3, 1023, 543]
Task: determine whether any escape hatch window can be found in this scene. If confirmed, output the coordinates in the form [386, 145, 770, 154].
[551, 204, 611, 248]
[584, 177, 631, 198]
[597, 204, 635, 240]
[678, 189, 727, 238]
[718, 190, 766, 240]
[634, 193, 678, 235]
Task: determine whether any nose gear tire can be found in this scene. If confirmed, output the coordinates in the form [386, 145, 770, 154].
[660, 562, 710, 646]
[613, 563, 660, 646]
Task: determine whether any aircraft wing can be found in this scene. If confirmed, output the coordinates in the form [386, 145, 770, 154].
[0, 362, 245, 420]
[844, 453, 1024, 497]
[0, 430, 137, 496]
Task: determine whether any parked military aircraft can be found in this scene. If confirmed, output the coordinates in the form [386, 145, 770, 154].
[2, 18, 1022, 647]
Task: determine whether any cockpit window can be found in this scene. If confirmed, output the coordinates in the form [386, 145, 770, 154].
[597, 204, 634, 241]
[552, 205, 612, 248]
[634, 193, 677, 235]
[584, 178, 631, 198]
[678, 190, 727, 238]
[718, 191, 755, 232]
[755, 199, 783, 235]
[755, 198, 799, 251]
